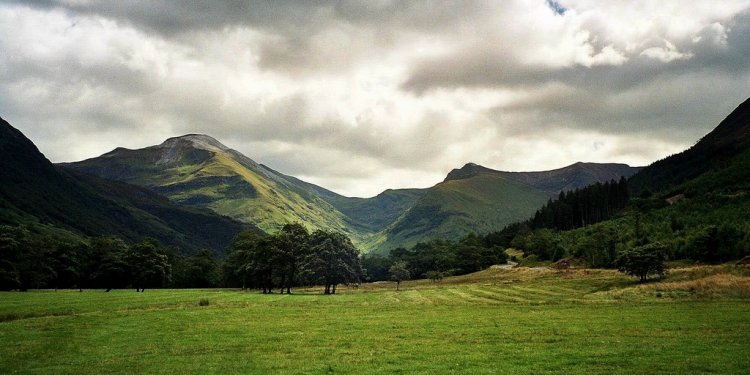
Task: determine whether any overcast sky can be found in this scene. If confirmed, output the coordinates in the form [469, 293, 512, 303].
[2, 1, 749, 197]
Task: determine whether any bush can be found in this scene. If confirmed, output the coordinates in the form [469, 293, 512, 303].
[425, 270, 444, 282]
[198, 298, 209, 306]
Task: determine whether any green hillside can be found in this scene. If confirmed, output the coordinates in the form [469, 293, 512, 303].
[552, 152, 750, 267]
[500, 97, 750, 267]
[367, 173, 549, 253]
[65, 134, 640, 254]
[320, 188, 425, 232]
[65, 135, 367, 243]
[0, 118, 249, 254]
[365, 162, 639, 253]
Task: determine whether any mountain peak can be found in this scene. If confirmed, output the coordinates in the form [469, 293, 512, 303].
[162, 134, 229, 152]
[444, 162, 494, 181]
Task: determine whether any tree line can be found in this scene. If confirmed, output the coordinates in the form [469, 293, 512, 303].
[529, 177, 629, 231]
[223, 223, 362, 294]
[0, 226, 173, 291]
[361, 233, 508, 282]
[0, 223, 363, 293]
[480, 186, 750, 280]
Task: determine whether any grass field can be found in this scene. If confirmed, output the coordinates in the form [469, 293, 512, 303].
[1, 266, 749, 374]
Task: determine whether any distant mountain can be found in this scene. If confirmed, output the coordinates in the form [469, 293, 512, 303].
[319, 189, 426, 232]
[365, 172, 549, 252]
[64, 134, 371, 242]
[367, 162, 640, 253]
[445, 162, 641, 196]
[0, 117, 250, 254]
[629, 97, 750, 194]
[65, 133, 640, 254]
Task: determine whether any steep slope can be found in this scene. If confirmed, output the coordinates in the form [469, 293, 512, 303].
[64, 135, 366, 241]
[629, 97, 750, 194]
[249, 166, 426, 233]
[0, 117, 249, 254]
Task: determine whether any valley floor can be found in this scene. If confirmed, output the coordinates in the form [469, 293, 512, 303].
[1, 265, 749, 374]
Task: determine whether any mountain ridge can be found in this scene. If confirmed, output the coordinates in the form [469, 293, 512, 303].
[64, 133, 367, 243]
[446, 161, 641, 195]
[63, 134, 642, 253]
[0, 117, 251, 254]
[629, 97, 750, 194]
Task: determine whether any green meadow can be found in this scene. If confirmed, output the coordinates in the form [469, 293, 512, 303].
[1, 266, 749, 374]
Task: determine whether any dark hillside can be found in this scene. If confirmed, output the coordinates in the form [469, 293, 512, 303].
[629, 97, 750, 194]
[0, 117, 249, 254]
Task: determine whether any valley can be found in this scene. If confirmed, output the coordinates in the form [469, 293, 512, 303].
[62, 134, 639, 253]
[2, 2, 750, 375]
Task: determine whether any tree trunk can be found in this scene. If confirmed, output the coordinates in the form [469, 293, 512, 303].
[332, 284, 337, 294]
[396, 281, 400, 291]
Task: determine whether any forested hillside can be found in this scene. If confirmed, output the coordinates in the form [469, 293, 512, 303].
[484, 98, 750, 268]
[629, 97, 750, 194]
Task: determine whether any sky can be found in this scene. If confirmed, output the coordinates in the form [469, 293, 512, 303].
[1, 1, 749, 197]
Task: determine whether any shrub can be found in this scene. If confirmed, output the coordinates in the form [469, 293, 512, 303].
[425, 270, 444, 282]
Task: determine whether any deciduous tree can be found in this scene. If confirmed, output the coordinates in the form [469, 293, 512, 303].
[389, 261, 410, 291]
[301, 230, 362, 295]
[616, 242, 667, 282]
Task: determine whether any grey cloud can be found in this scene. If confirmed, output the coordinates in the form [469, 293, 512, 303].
[489, 70, 750, 145]
[403, 50, 558, 94]
[15, 0, 491, 75]
[18, 0, 486, 36]
[402, 8, 750, 93]
[2, 1, 750, 197]
[402, 9, 750, 149]
[18, 0, 319, 36]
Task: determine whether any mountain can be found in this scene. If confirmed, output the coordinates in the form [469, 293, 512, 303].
[367, 162, 640, 253]
[64, 134, 371, 242]
[445, 162, 640, 195]
[629, 97, 750, 194]
[0, 117, 250, 254]
[65, 134, 640, 254]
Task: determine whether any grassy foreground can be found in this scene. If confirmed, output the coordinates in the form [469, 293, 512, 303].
[1, 266, 749, 374]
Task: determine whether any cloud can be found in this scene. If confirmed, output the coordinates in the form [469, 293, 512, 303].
[1, 1, 749, 197]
